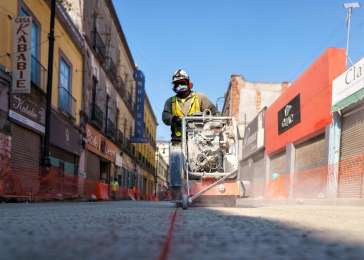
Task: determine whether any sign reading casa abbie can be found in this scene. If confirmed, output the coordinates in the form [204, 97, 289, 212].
[332, 57, 364, 111]
[12, 16, 32, 94]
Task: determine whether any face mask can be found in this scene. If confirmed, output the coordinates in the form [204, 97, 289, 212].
[174, 84, 189, 93]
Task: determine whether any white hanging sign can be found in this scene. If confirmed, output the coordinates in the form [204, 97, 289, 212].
[332, 57, 364, 110]
[12, 16, 32, 94]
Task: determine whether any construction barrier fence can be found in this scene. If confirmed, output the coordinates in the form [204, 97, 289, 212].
[0, 162, 161, 202]
[265, 153, 364, 199]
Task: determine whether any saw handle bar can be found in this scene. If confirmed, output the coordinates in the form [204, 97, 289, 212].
[188, 169, 238, 203]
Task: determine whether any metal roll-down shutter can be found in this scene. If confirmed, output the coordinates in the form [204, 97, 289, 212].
[339, 105, 364, 198]
[11, 124, 40, 175]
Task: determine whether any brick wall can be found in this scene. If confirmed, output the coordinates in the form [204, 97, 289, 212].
[223, 74, 287, 125]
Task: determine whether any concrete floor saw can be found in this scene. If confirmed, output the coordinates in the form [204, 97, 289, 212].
[169, 111, 243, 209]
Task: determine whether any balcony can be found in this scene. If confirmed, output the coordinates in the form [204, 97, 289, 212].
[126, 93, 133, 109]
[104, 57, 118, 84]
[116, 77, 126, 96]
[106, 118, 116, 140]
[125, 138, 131, 151]
[91, 103, 104, 130]
[116, 130, 125, 147]
[31, 55, 47, 93]
[59, 87, 76, 119]
[92, 30, 106, 62]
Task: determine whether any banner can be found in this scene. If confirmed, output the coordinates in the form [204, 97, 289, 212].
[131, 68, 148, 143]
[12, 16, 32, 94]
[242, 108, 265, 159]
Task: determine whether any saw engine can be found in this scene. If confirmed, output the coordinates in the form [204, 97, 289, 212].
[186, 118, 237, 178]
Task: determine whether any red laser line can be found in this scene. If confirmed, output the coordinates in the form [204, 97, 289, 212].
[159, 208, 178, 260]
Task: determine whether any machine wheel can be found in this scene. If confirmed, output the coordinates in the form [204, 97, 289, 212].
[182, 194, 189, 210]
[175, 201, 182, 208]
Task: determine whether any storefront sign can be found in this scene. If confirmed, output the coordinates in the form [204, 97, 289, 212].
[131, 68, 148, 143]
[332, 57, 364, 111]
[12, 16, 32, 94]
[86, 124, 117, 161]
[278, 94, 301, 134]
[9, 93, 45, 133]
[50, 112, 82, 155]
[243, 108, 265, 159]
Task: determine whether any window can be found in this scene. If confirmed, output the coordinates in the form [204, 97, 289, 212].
[20, 7, 40, 86]
[59, 57, 72, 116]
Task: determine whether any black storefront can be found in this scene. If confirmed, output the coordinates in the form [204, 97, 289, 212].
[8, 89, 46, 176]
[49, 111, 82, 176]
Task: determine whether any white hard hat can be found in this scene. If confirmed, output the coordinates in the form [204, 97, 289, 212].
[172, 69, 190, 83]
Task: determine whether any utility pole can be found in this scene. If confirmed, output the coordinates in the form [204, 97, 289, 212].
[344, 2, 360, 67]
[42, 0, 56, 167]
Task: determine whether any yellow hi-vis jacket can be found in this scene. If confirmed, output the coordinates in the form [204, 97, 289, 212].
[171, 93, 201, 137]
[111, 181, 119, 192]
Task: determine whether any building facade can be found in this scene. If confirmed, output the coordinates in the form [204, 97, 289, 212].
[66, 0, 145, 197]
[329, 56, 364, 198]
[133, 95, 158, 199]
[264, 48, 345, 199]
[0, 0, 84, 198]
[155, 141, 169, 198]
[157, 140, 170, 165]
[0, 0, 158, 201]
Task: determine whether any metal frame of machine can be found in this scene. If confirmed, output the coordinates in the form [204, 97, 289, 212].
[177, 113, 240, 209]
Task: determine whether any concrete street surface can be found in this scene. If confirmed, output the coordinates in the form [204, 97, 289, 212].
[0, 201, 364, 260]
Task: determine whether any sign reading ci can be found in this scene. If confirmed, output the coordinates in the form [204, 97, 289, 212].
[12, 16, 32, 94]
[332, 57, 364, 111]
[278, 95, 301, 134]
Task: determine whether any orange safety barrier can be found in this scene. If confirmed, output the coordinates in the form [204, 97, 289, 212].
[337, 154, 364, 198]
[294, 165, 328, 198]
[83, 178, 98, 200]
[95, 183, 109, 200]
[135, 188, 141, 200]
[0, 167, 39, 200]
[1, 153, 362, 202]
[120, 187, 128, 198]
[37, 167, 80, 200]
[266, 174, 290, 199]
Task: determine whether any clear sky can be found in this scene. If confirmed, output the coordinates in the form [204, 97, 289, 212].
[112, 0, 364, 140]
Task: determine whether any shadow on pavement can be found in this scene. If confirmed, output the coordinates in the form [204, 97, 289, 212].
[170, 207, 364, 260]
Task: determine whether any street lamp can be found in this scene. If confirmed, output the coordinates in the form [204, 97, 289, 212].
[42, 0, 56, 167]
[343, 2, 360, 67]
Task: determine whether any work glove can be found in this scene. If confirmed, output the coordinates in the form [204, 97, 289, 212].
[171, 116, 182, 127]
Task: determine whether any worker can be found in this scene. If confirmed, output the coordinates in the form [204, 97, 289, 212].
[162, 69, 217, 200]
[111, 178, 119, 200]
[162, 69, 217, 141]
